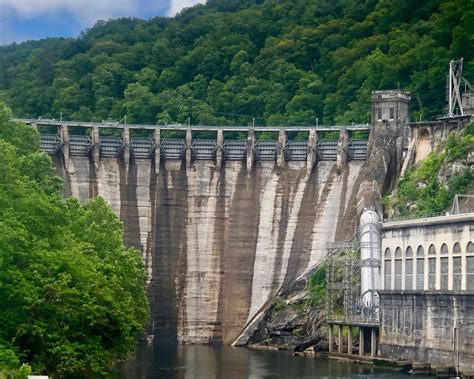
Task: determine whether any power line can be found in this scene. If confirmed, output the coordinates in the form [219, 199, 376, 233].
[212, 111, 266, 120]
[210, 110, 318, 127]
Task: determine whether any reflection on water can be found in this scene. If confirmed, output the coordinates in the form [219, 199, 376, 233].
[112, 344, 433, 379]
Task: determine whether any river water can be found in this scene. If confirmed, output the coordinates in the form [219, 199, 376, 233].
[112, 344, 433, 379]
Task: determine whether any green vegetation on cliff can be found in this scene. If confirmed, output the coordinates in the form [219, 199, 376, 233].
[0, 102, 149, 377]
[0, 0, 472, 125]
[307, 265, 326, 306]
[386, 125, 474, 217]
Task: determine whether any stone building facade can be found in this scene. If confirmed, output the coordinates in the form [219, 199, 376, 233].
[379, 213, 474, 373]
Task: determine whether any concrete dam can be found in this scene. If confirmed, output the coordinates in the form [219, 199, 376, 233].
[30, 119, 372, 345]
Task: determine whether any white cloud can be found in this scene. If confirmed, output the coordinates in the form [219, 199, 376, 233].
[167, 0, 205, 16]
[0, 0, 144, 25]
[0, 0, 206, 44]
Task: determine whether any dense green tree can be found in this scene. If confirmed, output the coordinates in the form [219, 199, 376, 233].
[0, 0, 472, 125]
[0, 102, 149, 377]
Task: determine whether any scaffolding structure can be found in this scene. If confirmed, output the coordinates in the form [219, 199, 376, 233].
[325, 240, 380, 326]
[452, 194, 474, 215]
[446, 58, 473, 118]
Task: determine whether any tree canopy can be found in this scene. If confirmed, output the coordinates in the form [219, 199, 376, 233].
[0, 101, 149, 378]
[0, 0, 472, 126]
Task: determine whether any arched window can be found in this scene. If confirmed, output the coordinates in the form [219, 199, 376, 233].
[467, 242, 474, 254]
[453, 243, 461, 254]
[452, 242, 462, 291]
[384, 248, 392, 290]
[395, 247, 402, 290]
[467, 242, 474, 290]
[416, 246, 425, 290]
[395, 247, 402, 258]
[417, 129, 432, 162]
[417, 246, 424, 257]
[428, 244, 436, 289]
[434, 128, 443, 139]
[439, 244, 449, 289]
[440, 261, 448, 289]
[441, 243, 449, 255]
[405, 246, 413, 290]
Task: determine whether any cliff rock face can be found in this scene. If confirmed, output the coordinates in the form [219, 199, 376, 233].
[246, 270, 327, 354]
[53, 156, 365, 345]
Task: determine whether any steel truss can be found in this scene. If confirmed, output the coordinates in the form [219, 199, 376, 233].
[326, 240, 379, 325]
[446, 58, 473, 118]
[452, 194, 474, 215]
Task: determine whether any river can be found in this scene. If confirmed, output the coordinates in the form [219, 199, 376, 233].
[112, 344, 433, 379]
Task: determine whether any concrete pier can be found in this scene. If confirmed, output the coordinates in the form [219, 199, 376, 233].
[247, 128, 255, 170]
[277, 128, 287, 167]
[216, 129, 224, 169]
[123, 126, 130, 176]
[154, 128, 161, 175]
[92, 125, 100, 170]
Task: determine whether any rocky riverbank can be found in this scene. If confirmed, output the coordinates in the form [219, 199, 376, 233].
[245, 266, 330, 355]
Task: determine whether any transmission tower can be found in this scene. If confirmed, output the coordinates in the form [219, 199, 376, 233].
[446, 58, 473, 118]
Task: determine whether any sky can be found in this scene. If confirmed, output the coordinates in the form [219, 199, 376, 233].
[0, 0, 205, 45]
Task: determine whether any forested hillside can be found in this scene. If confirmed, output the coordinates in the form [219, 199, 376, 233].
[0, 0, 472, 126]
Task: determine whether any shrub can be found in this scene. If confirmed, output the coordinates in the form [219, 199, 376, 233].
[307, 265, 326, 306]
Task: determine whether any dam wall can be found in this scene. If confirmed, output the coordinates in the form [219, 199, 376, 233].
[52, 153, 365, 344]
[23, 91, 409, 344]
[26, 90, 414, 345]
[26, 88, 411, 346]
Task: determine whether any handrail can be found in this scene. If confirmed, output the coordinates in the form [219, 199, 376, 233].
[16, 118, 371, 132]
[384, 208, 474, 223]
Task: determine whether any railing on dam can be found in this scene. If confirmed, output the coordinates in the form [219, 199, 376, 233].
[30, 119, 370, 165]
[21, 118, 371, 132]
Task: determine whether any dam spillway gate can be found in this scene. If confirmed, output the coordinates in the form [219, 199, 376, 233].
[33, 121, 369, 164]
